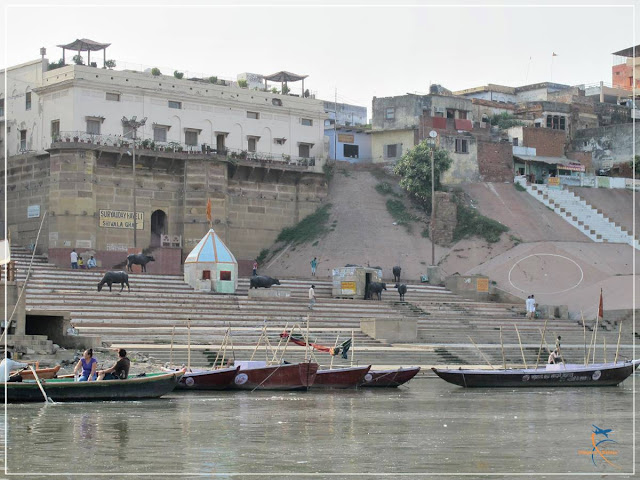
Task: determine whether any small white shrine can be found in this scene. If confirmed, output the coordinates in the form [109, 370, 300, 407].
[184, 229, 238, 294]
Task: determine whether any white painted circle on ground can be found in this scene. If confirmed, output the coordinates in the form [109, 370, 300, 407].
[508, 253, 584, 295]
[234, 373, 249, 385]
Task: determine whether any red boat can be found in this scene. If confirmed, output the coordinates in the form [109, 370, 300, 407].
[227, 361, 319, 391]
[162, 366, 240, 390]
[312, 365, 371, 389]
[359, 366, 421, 388]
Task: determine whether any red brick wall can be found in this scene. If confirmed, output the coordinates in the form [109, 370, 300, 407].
[522, 127, 566, 157]
[48, 247, 183, 275]
[612, 64, 633, 90]
[566, 151, 593, 174]
[477, 140, 514, 182]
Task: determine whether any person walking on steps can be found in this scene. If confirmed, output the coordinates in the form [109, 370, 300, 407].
[310, 257, 318, 277]
[252, 260, 258, 276]
[308, 285, 316, 310]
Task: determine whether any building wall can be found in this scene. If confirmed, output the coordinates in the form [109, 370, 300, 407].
[325, 129, 372, 162]
[566, 151, 593, 174]
[324, 101, 367, 126]
[370, 129, 416, 163]
[571, 123, 638, 170]
[438, 134, 479, 184]
[522, 126, 566, 157]
[477, 140, 514, 182]
[372, 95, 426, 130]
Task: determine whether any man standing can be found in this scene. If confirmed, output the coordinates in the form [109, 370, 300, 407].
[530, 294, 536, 319]
[252, 260, 258, 276]
[70, 249, 78, 269]
[308, 285, 316, 310]
[310, 257, 318, 277]
[97, 348, 131, 381]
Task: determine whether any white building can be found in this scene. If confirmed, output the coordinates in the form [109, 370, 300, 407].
[1, 53, 328, 164]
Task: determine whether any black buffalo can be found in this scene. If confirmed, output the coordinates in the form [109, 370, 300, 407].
[368, 282, 387, 301]
[98, 271, 130, 292]
[395, 283, 407, 301]
[250, 275, 281, 289]
[392, 266, 402, 283]
[127, 254, 155, 273]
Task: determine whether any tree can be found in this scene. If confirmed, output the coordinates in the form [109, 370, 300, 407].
[393, 140, 453, 209]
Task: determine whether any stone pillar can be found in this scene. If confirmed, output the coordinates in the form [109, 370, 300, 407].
[431, 192, 457, 246]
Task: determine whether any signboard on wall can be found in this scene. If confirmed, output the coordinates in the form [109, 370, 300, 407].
[341, 281, 357, 295]
[338, 134, 355, 144]
[99, 210, 144, 229]
[27, 205, 40, 218]
[476, 278, 489, 293]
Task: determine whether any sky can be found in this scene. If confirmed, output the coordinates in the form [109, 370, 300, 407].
[1, 0, 637, 112]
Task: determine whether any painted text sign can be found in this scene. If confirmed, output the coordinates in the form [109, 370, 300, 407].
[99, 210, 144, 230]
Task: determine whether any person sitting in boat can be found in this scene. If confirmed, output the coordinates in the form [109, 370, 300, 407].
[1, 351, 28, 383]
[548, 348, 562, 365]
[74, 349, 97, 382]
[96, 348, 130, 381]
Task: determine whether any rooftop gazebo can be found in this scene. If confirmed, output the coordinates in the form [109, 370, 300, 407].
[263, 71, 309, 97]
[57, 38, 111, 67]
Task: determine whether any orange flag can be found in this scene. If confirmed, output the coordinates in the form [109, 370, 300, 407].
[597, 288, 603, 320]
[206, 198, 212, 224]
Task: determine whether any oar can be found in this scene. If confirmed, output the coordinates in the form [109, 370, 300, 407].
[29, 365, 54, 404]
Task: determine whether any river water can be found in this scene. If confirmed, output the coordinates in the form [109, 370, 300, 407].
[1, 375, 637, 479]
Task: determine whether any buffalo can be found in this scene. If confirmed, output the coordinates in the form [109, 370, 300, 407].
[395, 283, 407, 301]
[250, 275, 281, 289]
[98, 271, 130, 292]
[127, 254, 155, 273]
[368, 282, 387, 301]
[392, 266, 402, 283]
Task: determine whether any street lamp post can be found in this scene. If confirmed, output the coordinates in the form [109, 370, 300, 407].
[428, 130, 438, 267]
[121, 116, 147, 250]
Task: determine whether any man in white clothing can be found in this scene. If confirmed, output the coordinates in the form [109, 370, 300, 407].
[1, 351, 28, 382]
[308, 285, 316, 310]
[70, 249, 79, 269]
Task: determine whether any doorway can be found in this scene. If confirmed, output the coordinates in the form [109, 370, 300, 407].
[216, 134, 226, 154]
[151, 210, 168, 247]
[364, 272, 372, 300]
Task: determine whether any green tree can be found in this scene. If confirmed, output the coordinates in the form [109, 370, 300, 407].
[393, 141, 453, 209]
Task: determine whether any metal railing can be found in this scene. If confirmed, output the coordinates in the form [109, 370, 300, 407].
[52, 131, 318, 167]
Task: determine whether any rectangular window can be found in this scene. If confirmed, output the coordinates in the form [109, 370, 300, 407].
[343, 144, 359, 158]
[512, 137, 518, 146]
[386, 144, 397, 158]
[301, 118, 313, 126]
[51, 120, 60, 139]
[220, 271, 232, 281]
[274, 138, 286, 145]
[247, 111, 259, 120]
[185, 130, 198, 146]
[434, 110, 444, 118]
[168, 100, 182, 109]
[0, 98, 4, 117]
[19, 130, 27, 151]
[546, 115, 553, 128]
[446, 108, 455, 119]
[298, 144, 310, 158]
[106, 92, 121, 102]
[385, 108, 395, 120]
[154, 127, 167, 143]
[559, 117, 566, 130]
[202, 270, 211, 280]
[123, 125, 134, 139]
[455, 138, 469, 154]
[25, 92, 32, 111]
[458, 110, 468, 120]
[86, 119, 101, 135]
[248, 137, 257, 152]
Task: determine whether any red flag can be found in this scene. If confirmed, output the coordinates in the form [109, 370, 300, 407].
[206, 198, 212, 224]
[597, 288, 603, 320]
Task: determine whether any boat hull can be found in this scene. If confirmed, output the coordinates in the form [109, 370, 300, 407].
[313, 365, 371, 389]
[166, 367, 239, 391]
[228, 362, 319, 391]
[16, 366, 61, 380]
[359, 367, 421, 388]
[432, 361, 640, 388]
[1, 372, 183, 402]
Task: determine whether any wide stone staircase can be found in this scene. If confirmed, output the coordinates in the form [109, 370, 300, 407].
[516, 177, 640, 249]
[12, 246, 637, 370]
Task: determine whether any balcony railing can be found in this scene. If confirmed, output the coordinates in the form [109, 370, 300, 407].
[51, 131, 317, 167]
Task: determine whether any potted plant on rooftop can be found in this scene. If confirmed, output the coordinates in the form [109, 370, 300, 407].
[174, 70, 184, 79]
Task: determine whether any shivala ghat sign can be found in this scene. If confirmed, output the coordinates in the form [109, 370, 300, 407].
[99, 210, 144, 230]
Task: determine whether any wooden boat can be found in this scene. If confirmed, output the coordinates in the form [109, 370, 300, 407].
[227, 361, 319, 391]
[313, 365, 371, 389]
[14, 365, 61, 380]
[162, 366, 239, 390]
[359, 366, 421, 388]
[1, 371, 183, 402]
[432, 360, 640, 388]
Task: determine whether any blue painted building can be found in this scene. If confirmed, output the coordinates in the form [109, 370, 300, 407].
[326, 126, 372, 163]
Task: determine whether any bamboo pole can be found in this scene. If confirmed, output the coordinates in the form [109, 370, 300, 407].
[250, 325, 266, 361]
[514, 325, 527, 369]
[467, 336, 495, 370]
[278, 323, 297, 364]
[351, 330, 355, 367]
[272, 322, 289, 364]
[305, 316, 310, 362]
[591, 314, 600, 364]
[614, 321, 623, 364]
[169, 325, 175, 366]
[499, 326, 506, 370]
[581, 311, 587, 366]
[215, 328, 229, 369]
[535, 317, 549, 370]
[187, 318, 191, 371]
[329, 335, 340, 370]
[603, 338, 607, 364]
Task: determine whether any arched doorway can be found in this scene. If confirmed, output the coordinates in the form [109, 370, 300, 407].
[151, 210, 168, 247]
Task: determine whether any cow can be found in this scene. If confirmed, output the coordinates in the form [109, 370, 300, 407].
[368, 282, 387, 301]
[392, 266, 402, 283]
[395, 283, 407, 301]
[127, 254, 155, 273]
[98, 271, 130, 292]
[250, 275, 281, 289]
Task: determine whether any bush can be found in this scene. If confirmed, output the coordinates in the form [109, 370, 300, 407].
[386, 199, 420, 233]
[209, 76, 218, 84]
[256, 248, 269, 264]
[105, 59, 116, 69]
[514, 182, 526, 192]
[323, 163, 335, 182]
[151, 67, 161, 76]
[276, 204, 332, 245]
[47, 58, 65, 70]
[174, 70, 184, 79]
[237, 79, 248, 88]
[453, 204, 509, 243]
[490, 112, 524, 130]
[72, 54, 84, 65]
[282, 84, 290, 94]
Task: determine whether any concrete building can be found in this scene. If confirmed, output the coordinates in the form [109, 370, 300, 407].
[324, 101, 367, 127]
[1, 43, 330, 273]
[326, 126, 372, 163]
